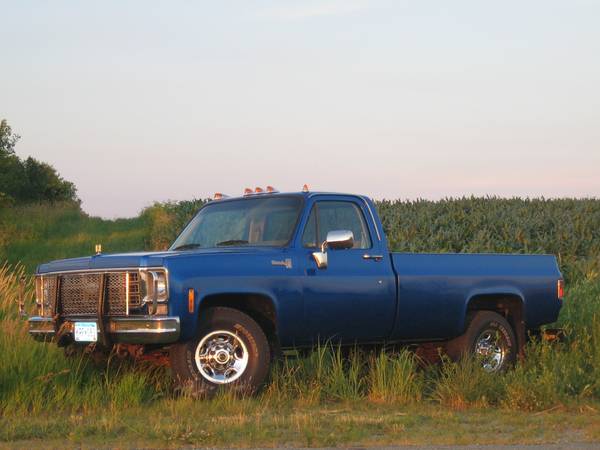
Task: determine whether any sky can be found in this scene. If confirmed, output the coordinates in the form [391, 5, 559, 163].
[1, 0, 599, 218]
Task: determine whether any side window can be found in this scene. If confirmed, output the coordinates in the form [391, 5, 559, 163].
[317, 201, 371, 249]
[302, 201, 372, 249]
[301, 206, 318, 248]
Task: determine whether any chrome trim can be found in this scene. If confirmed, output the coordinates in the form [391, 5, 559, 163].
[312, 251, 328, 269]
[194, 330, 249, 384]
[37, 267, 170, 313]
[34, 274, 59, 318]
[149, 271, 159, 315]
[140, 268, 170, 307]
[40, 274, 48, 317]
[109, 316, 181, 344]
[474, 328, 508, 373]
[363, 254, 384, 261]
[325, 229, 354, 250]
[28, 316, 55, 326]
[27, 317, 55, 340]
[39, 275, 45, 316]
[37, 267, 166, 276]
[125, 272, 130, 316]
[361, 196, 382, 242]
[271, 258, 293, 269]
[27, 316, 180, 345]
[311, 230, 353, 270]
[109, 316, 179, 332]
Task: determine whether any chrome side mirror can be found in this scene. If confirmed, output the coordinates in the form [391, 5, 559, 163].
[312, 230, 354, 269]
[324, 230, 354, 250]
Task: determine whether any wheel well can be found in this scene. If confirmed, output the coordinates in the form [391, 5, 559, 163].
[199, 293, 279, 354]
[467, 294, 526, 358]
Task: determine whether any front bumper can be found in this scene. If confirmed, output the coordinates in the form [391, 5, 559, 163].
[28, 316, 180, 345]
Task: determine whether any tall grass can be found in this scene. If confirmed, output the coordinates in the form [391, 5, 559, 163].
[0, 264, 167, 415]
[265, 345, 420, 404]
[1, 263, 598, 417]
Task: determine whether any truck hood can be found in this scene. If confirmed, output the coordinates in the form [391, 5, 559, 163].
[36, 247, 280, 274]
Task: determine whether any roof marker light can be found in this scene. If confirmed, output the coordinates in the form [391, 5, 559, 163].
[255, 187, 264, 193]
[213, 192, 229, 200]
[266, 185, 278, 193]
[302, 184, 309, 193]
[243, 188, 253, 196]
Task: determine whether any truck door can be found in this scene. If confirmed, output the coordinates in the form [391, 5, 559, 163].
[300, 198, 396, 343]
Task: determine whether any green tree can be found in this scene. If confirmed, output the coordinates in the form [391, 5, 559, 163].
[22, 157, 77, 203]
[0, 119, 79, 205]
[0, 120, 25, 205]
[0, 119, 20, 156]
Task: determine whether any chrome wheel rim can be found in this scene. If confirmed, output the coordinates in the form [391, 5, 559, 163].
[474, 328, 507, 372]
[195, 330, 249, 384]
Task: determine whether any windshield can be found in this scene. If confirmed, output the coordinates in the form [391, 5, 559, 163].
[170, 196, 303, 250]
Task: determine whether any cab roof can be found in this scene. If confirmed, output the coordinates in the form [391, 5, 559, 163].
[211, 191, 369, 202]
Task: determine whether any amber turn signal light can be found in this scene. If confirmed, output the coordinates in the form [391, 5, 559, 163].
[188, 288, 195, 313]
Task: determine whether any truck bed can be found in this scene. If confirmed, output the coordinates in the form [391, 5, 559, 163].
[390, 253, 562, 340]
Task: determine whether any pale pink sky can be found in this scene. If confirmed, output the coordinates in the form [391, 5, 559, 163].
[2, 1, 599, 217]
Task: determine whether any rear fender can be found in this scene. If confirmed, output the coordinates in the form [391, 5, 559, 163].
[462, 287, 526, 358]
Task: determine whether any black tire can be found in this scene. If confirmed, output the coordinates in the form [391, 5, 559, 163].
[170, 307, 270, 397]
[446, 311, 517, 372]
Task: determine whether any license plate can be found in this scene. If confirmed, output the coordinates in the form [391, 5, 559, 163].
[74, 322, 98, 342]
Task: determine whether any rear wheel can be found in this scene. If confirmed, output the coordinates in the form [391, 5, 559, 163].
[170, 307, 270, 397]
[446, 311, 517, 372]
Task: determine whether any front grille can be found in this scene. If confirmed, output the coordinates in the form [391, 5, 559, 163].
[47, 271, 142, 317]
[106, 273, 125, 315]
[61, 273, 102, 316]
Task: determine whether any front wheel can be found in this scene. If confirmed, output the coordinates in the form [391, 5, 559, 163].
[446, 311, 517, 373]
[170, 307, 271, 397]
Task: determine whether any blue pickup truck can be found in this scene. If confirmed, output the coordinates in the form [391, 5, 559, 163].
[27, 188, 564, 395]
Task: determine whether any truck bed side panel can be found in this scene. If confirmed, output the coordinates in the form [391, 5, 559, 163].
[390, 253, 562, 341]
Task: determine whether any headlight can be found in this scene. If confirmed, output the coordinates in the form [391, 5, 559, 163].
[140, 269, 169, 311]
[156, 276, 167, 299]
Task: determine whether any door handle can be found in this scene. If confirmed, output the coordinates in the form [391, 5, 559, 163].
[362, 254, 383, 261]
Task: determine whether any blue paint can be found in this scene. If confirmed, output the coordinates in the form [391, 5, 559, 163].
[37, 192, 563, 347]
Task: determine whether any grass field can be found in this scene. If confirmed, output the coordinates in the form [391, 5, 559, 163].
[0, 202, 147, 273]
[0, 199, 599, 447]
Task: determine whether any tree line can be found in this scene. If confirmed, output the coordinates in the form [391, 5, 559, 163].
[0, 119, 78, 207]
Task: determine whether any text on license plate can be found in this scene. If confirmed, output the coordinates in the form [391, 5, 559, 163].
[74, 322, 98, 342]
